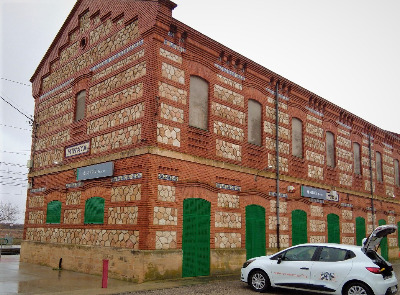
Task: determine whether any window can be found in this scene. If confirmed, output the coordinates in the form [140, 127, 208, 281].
[46, 200, 61, 224]
[189, 76, 208, 130]
[276, 246, 318, 262]
[376, 151, 383, 182]
[326, 131, 335, 167]
[84, 197, 105, 224]
[292, 118, 303, 158]
[75, 90, 86, 121]
[395, 160, 400, 187]
[318, 247, 354, 262]
[248, 99, 262, 146]
[353, 142, 361, 175]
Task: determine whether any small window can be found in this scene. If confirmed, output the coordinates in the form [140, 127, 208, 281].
[292, 118, 303, 158]
[318, 247, 349, 262]
[395, 160, 400, 187]
[326, 132, 335, 168]
[189, 76, 209, 130]
[280, 246, 318, 262]
[46, 200, 62, 224]
[248, 99, 262, 146]
[84, 197, 105, 224]
[353, 142, 361, 175]
[75, 90, 86, 121]
[376, 151, 383, 182]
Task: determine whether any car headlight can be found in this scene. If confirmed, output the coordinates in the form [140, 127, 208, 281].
[242, 259, 256, 268]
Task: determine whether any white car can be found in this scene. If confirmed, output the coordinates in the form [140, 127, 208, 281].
[241, 225, 398, 295]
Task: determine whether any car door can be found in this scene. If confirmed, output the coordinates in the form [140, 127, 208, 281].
[269, 246, 318, 289]
[309, 246, 353, 292]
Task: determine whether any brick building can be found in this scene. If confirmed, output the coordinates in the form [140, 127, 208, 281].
[22, 0, 400, 282]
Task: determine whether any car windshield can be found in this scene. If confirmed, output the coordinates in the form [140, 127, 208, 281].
[274, 246, 318, 261]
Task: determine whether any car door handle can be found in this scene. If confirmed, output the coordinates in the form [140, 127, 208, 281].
[300, 267, 309, 270]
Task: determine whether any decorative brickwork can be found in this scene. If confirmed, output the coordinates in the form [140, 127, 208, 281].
[216, 139, 242, 161]
[111, 185, 141, 202]
[153, 207, 178, 225]
[89, 84, 143, 117]
[310, 219, 326, 232]
[265, 138, 289, 154]
[108, 206, 138, 224]
[213, 121, 244, 141]
[66, 192, 81, 205]
[28, 211, 44, 224]
[155, 231, 177, 249]
[270, 200, 287, 213]
[161, 62, 185, 84]
[310, 236, 326, 243]
[158, 82, 187, 104]
[305, 123, 323, 138]
[217, 193, 239, 208]
[157, 185, 176, 202]
[305, 136, 325, 152]
[160, 103, 184, 123]
[308, 165, 324, 180]
[26, 228, 139, 248]
[215, 233, 241, 248]
[341, 210, 353, 220]
[215, 212, 241, 228]
[269, 216, 289, 230]
[91, 124, 141, 154]
[342, 222, 355, 234]
[157, 123, 181, 147]
[310, 205, 324, 217]
[212, 102, 245, 124]
[89, 62, 146, 100]
[28, 196, 44, 208]
[160, 48, 182, 64]
[34, 148, 64, 168]
[216, 74, 242, 90]
[306, 150, 325, 165]
[342, 237, 355, 245]
[269, 234, 289, 248]
[63, 209, 81, 224]
[35, 130, 70, 151]
[214, 85, 244, 107]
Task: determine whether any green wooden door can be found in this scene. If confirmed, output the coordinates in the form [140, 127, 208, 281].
[379, 219, 388, 260]
[245, 205, 266, 260]
[182, 198, 211, 277]
[46, 200, 61, 224]
[327, 213, 340, 243]
[292, 210, 307, 246]
[355, 217, 366, 246]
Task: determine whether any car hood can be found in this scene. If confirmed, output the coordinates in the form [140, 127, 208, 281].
[363, 224, 397, 252]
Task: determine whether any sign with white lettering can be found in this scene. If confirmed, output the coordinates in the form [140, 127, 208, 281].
[77, 162, 114, 181]
[301, 185, 327, 200]
[65, 142, 90, 158]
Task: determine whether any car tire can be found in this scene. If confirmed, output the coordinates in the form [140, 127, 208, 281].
[343, 281, 373, 295]
[249, 270, 270, 293]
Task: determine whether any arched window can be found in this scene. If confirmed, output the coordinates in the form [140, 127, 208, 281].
[395, 160, 400, 187]
[326, 131, 335, 168]
[46, 200, 61, 224]
[292, 118, 303, 158]
[84, 197, 105, 224]
[353, 142, 361, 175]
[189, 76, 209, 130]
[376, 151, 383, 182]
[247, 99, 262, 146]
[75, 90, 86, 121]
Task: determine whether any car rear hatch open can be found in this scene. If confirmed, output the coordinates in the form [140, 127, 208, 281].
[362, 224, 397, 253]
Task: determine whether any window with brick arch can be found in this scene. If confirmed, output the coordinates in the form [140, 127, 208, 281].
[395, 159, 400, 187]
[248, 99, 262, 146]
[292, 118, 303, 158]
[75, 90, 86, 121]
[376, 151, 383, 182]
[353, 142, 361, 175]
[326, 131, 335, 168]
[189, 76, 209, 130]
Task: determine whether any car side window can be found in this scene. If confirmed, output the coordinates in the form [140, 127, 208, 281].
[318, 247, 349, 262]
[282, 246, 318, 261]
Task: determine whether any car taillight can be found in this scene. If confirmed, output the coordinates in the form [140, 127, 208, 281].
[366, 267, 382, 274]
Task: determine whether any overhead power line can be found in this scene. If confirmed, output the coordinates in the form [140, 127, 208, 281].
[0, 123, 31, 132]
[0, 77, 31, 87]
[0, 94, 33, 124]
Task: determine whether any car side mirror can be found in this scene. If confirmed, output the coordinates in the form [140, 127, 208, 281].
[277, 255, 282, 264]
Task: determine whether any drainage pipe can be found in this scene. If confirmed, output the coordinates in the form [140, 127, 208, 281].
[275, 81, 280, 251]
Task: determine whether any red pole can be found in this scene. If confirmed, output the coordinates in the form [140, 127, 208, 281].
[102, 259, 109, 288]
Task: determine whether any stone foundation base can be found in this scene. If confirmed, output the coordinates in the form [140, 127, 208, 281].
[20, 241, 245, 282]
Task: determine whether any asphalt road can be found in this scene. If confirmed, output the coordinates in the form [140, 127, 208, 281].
[118, 263, 400, 295]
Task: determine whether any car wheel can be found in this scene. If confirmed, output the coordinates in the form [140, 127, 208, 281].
[343, 282, 372, 295]
[249, 270, 270, 292]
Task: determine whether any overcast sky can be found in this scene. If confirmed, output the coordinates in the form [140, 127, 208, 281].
[1, 0, 399, 223]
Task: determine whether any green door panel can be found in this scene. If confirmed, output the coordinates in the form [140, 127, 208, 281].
[182, 198, 211, 277]
[327, 213, 340, 244]
[355, 217, 366, 246]
[379, 219, 388, 260]
[245, 205, 266, 260]
[292, 210, 307, 246]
